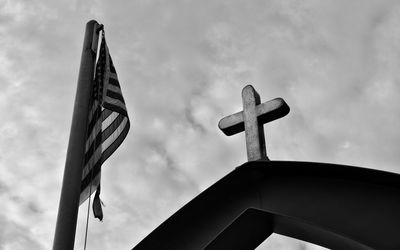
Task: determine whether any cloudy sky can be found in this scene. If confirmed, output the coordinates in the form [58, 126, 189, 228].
[1, 0, 400, 249]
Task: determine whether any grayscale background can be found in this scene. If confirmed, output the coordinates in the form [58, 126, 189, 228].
[1, 0, 399, 249]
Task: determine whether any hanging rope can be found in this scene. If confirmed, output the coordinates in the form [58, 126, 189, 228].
[83, 177, 94, 250]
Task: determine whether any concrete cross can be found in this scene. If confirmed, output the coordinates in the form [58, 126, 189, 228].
[218, 85, 290, 161]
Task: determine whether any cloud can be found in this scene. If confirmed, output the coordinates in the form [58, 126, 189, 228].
[0, 214, 45, 250]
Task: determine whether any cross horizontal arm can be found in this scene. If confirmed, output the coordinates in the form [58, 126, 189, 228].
[218, 98, 290, 136]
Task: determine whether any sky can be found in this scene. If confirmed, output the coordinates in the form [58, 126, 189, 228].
[1, 0, 400, 249]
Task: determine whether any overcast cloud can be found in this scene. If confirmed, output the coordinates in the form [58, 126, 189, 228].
[1, 0, 399, 249]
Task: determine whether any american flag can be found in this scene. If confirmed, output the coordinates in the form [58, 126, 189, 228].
[79, 34, 130, 220]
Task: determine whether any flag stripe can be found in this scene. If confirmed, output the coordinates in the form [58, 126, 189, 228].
[85, 109, 114, 151]
[110, 60, 116, 73]
[108, 77, 119, 86]
[82, 144, 102, 179]
[102, 119, 129, 163]
[106, 90, 125, 104]
[102, 117, 129, 153]
[81, 155, 102, 195]
[87, 105, 101, 133]
[103, 92, 128, 113]
[84, 132, 102, 165]
[85, 124, 101, 152]
[84, 112, 119, 165]
[79, 170, 101, 204]
[102, 111, 119, 130]
[110, 65, 116, 74]
[84, 113, 122, 168]
[80, 120, 129, 195]
[101, 114, 125, 143]
[87, 106, 113, 132]
[107, 84, 122, 95]
[88, 101, 99, 125]
[101, 109, 113, 122]
[103, 102, 128, 117]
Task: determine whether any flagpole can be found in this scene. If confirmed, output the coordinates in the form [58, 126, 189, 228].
[53, 20, 100, 250]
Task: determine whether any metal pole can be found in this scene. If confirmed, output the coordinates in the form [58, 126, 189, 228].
[53, 20, 99, 250]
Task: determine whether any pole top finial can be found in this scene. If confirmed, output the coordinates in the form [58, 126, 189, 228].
[96, 24, 104, 34]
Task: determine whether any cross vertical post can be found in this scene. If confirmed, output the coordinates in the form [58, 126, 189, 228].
[242, 85, 267, 161]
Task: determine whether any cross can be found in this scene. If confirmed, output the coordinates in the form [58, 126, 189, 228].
[218, 85, 290, 161]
